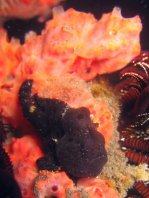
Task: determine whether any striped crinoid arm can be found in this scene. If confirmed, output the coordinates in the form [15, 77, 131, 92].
[115, 77, 142, 111]
[133, 86, 149, 115]
[120, 137, 149, 153]
[132, 51, 149, 76]
[115, 76, 142, 94]
[0, 145, 13, 175]
[0, 116, 7, 143]
[119, 112, 149, 141]
[0, 116, 13, 175]
[134, 181, 149, 198]
[115, 51, 149, 114]
[129, 113, 149, 138]
[0, 145, 22, 198]
[120, 86, 141, 110]
[120, 66, 149, 86]
[120, 51, 149, 85]
[125, 150, 149, 165]
[119, 127, 140, 140]
[0, 115, 19, 141]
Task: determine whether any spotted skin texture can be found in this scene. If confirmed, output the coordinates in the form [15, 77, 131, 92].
[19, 79, 107, 178]
[57, 107, 107, 177]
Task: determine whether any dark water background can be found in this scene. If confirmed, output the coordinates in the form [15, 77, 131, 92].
[4, 0, 149, 50]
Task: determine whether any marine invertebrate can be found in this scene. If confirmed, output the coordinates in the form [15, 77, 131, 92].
[0, 6, 141, 138]
[118, 101, 149, 170]
[0, 116, 13, 175]
[0, 145, 13, 175]
[0, 28, 20, 87]
[120, 136, 149, 153]
[119, 117, 149, 166]
[130, 113, 149, 136]
[114, 121, 149, 198]
[0, 6, 146, 197]
[0, 116, 22, 198]
[77, 177, 119, 198]
[115, 51, 149, 197]
[33, 171, 75, 198]
[115, 51, 149, 114]
[134, 181, 149, 198]
[0, 116, 6, 143]
[115, 51, 149, 165]
[125, 150, 149, 165]
[19, 79, 107, 178]
[33, 171, 120, 198]
[133, 85, 149, 115]
[4, 134, 44, 198]
[22, 7, 141, 80]
[0, 0, 63, 24]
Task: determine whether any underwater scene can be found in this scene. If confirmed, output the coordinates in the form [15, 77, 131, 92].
[0, 0, 149, 197]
